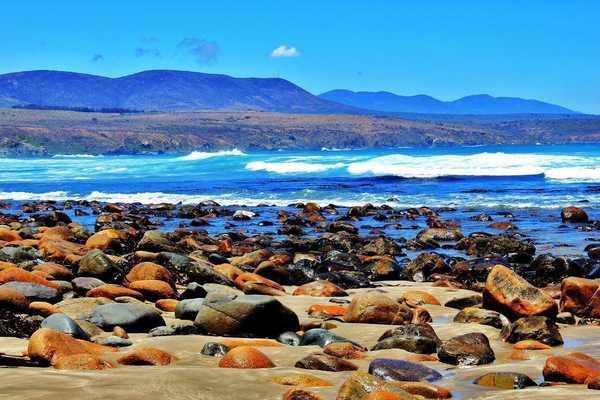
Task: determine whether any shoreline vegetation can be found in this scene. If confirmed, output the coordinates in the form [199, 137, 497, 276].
[1, 199, 600, 399]
[0, 108, 600, 157]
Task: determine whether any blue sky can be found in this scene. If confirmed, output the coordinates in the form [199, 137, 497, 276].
[2, 1, 599, 113]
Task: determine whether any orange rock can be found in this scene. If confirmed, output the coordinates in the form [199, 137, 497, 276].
[234, 272, 284, 292]
[0, 228, 22, 242]
[362, 392, 404, 400]
[0, 267, 58, 289]
[399, 290, 440, 306]
[117, 347, 174, 366]
[488, 221, 516, 230]
[405, 354, 438, 362]
[0, 261, 18, 271]
[393, 382, 452, 399]
[29, 301, 61, 316]
[282, 388, 323, 400]
[27, 328, 116, 366]
[344, 292, 413, 325]
[124, 262, 174, 286]
[128, 280, 175, 300]
[323, 342, 365, 359]
[32, 263, 74, 281]
[268, 254, 292, 266]
[543, 352, 600, 383]
[0, 286, 30, 311]
[271, 373, 333, 387]
[514, 340, 552, 350]
[113, 326, 128, 339]
[86, 284, 144, 300]
[39, 238, 88, 263]
[37, 226, 75, 241]
[53, 353, 115, 370]
[155, 298, 179, 312]
[293, 280, 348, 297]
[482, 265, 557, 320]
[85, 229, 129, 250]
[411, 307, 432, 324]
[220, 338, 282, 348]
[218, 346, 275, 369]
[213, 263, 244, 281]
[560, 277, 600, 317]
[307, 304, 347, 318]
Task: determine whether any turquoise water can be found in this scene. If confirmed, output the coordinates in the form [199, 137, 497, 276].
[1, 144, 600, 209]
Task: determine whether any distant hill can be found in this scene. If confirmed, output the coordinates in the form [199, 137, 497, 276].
[319, 89, 579, 115]
[0, 70, 357, 113]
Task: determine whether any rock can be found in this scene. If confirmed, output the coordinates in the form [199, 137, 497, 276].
[52, 353, 115, 370]
[560, 276, 600, 318]
[113, 325, 128, 338]
[482, 265, 558, 320]
[77, 250, 121, 280]
[0, 281, 60, 302]
[505, 316, 563, 346]
[128, 280, 175, 300]
[94, 336, 133, 347]
[394, 382, 451, 399]
[194, 293, 299, 337]
[372, 324, 441, 354]
[86, 284, 144, 301]
[55, 297, 113, 320]
[84, 229, 129, 251]
[0, 267, 57, 289]
[344, 292, 413, 325]
[155, 298, 179, 312]
[234, 272, 285, 295]
[453, 307, 510, 330]
[229, 249, 272, 267]
[72, 277, 105, 295]
[27, 328, 115, 366]
[218, 346, 275, 368]
[0, 286, 30, 312]
[561, 206, 589, 223]
[41, 313, 90, 340]
[300, 329, 363, 349]
[361, 237, 402, 256]
[365, 257, 403, 281]
[278, 331, 302, 346]
[137, 230, 178, 253]
[180, 282, 208, 299]
[88, 303, 166, 332]
[308, 304, 347, 318]
[29, 301, 61, 316]
[148, 322, 198, 337]
[417, 228, 463, 242]
[0, 227, 22, 242]
[295, 353, 358, 372]
[543, 352, 600, 383]
[513, 340, 551, 350]
[323, 342, 365, 359]
[283, 389, 323, 400]
[405, 253, 447, 282]
[456, 234, 535, 257]
[32, 263, 73, 281]
[175, 298, 204, 320]
[271, 373, 333, 387]
[588, 375, 600, 390]
[444, 294, 482, 309]
[368, 358, 443, 382]
[117, 347, 174, 366]
[293, 280, 348, 297]
[474, 372, 537, 389]
[125, 262, 174, 286]
[398, 290, 440, 307]
[437, 332, 495, 366]
[336, 371, 414, 400]
[186, 261, 234, 286]
[201, 342, 230, 357]
[39, 238, 88, 263]
[556, 311, 576, 324]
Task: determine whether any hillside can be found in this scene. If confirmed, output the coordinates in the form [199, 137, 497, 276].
[0, 70, 357, 113]
[319, 89, 578, 115]
[1, 109, 600, 157]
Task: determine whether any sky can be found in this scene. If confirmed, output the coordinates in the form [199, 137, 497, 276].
[1, 1, 599, 113]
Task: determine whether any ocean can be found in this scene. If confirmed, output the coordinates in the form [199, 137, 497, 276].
[1, 143, 599, 209]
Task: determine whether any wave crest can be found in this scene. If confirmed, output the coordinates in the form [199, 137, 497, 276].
[178, 149, 246, 161]
[245, 161, 345, 174]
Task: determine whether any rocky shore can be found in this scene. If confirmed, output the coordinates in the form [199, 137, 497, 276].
[1, 199, 600, 399]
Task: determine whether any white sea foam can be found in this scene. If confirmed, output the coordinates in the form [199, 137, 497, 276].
[177, 149, 246, 161]
[245, 161, 346, 173]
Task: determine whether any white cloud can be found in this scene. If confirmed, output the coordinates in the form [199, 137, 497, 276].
[270, 45, 300, 58]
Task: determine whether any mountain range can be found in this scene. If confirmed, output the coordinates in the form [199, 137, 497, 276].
[318, 89, 578, 115]
[0, 69, 580, 115]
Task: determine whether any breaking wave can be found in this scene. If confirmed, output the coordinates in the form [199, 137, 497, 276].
[245, 161, 346, 174]
[177, 149, 246, 161]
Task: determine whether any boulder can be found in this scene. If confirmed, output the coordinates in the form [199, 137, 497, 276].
[128, 280, 175, 300]
[372, 324, 441, 354]
[137, 230, 178, 253]
[417, 228, 463, 242]
[543, 352, 600, 383]
[194, 293, 299, 337]
[186, 261, 234, 286]
[77, 250, 121, 280]
[336, 371, 414, 400]
[561, 206, 589, 223]
[293, 280, 348, 297]
[405, 253, 447, 282]
[88, 303, 166, 332]
[0, 286, 30, 312]
[117, 347, 174, 366]
[560, 277, 600, 317]
[505, 316, 564, 346]
[41, 313, 90, 341]
[437, 332, 495, 366]
[86, 284, 144, 301]
[0, 282, 60, 303]
[368, 358, 442, 382]
[344, 292, 412, 325]
[218, 346, 275, 368]
[482, 265, 558, 320]
[175, 298, 204, 320]
[55, 297, 113, 320]
[124, 262, 174, 286]
[295, 354, 358, 372]
[453, 307, 510, 330]
[474, 372, 537, 389]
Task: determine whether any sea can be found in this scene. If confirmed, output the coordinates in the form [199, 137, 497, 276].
[1, 143, 599, 257]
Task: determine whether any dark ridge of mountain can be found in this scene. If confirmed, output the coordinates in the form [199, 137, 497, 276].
[319, 89, 579, 115]
[0, 70, 358, 113]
